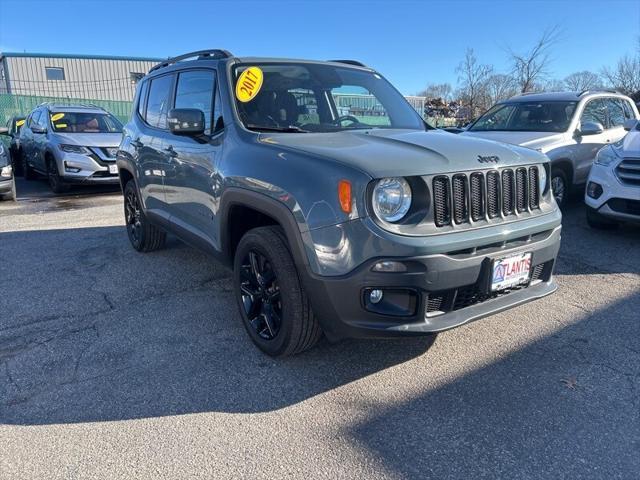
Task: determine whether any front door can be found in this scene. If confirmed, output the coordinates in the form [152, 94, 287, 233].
[163, 69, 224, 249]
[574, 98, 612, 184]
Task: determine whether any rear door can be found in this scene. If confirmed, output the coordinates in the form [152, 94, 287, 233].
[136, 73, 175, 215]
[164, 68, 224, 249]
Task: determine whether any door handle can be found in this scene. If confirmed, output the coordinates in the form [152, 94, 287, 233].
[164, 145, 178, 158]
[131, 139, 143, 148]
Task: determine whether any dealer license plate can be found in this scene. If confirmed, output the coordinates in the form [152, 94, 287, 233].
[108, 164, 118, 174]
[491, 252, 532, 291]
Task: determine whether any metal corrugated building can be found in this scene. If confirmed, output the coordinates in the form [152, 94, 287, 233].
[0, 52, 162, 101]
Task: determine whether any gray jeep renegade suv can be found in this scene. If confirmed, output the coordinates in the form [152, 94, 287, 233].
[118, 50, 562, 356]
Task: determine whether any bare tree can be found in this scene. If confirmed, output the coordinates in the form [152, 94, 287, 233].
[509, 26, 561, 93]
[485, 74, 518, 105]
[543, 78, 567, 92]
[418, 83, 453, 101]
[563, 71, 603, 91]
[456, 48, 493, 119]
[601, 54, 640, 96]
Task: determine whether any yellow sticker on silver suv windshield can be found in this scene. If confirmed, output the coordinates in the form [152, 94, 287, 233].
[51, 113, 65, 121]
[236, 66, 263, 102]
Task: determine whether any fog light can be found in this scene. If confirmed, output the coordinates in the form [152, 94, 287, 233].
[64, 161, 81, 173]
[372, 261, 407, 273]
[587, 181, 603, 199]
[369, 289, 383, 304]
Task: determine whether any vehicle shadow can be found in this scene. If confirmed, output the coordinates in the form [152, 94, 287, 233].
[0, 226, 435, 425]
[348, 290, 640, 478]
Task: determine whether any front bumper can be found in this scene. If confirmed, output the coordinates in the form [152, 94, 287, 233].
[57, 150, 120, 185]
[304, 224, 561, 341]
[585, 162, 640, 222]
[0, 177, 14, 194]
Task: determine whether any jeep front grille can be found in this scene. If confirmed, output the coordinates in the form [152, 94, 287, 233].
[432, 167, 542, 228]
[616, 158, 640, 186]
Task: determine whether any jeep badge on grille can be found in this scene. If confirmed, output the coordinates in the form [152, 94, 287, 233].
[477, 155, 500, 163]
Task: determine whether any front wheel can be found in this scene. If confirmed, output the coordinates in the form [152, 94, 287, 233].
[123, 180, 166, 252]
[47, 159, 69, 194]
[233, 226, 322, 357]
[551, 168, 569, 207]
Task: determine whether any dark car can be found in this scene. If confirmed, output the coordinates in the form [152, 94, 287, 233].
[0, 135, 16, 201]
[4, 116, 26, 176]
[117, 50, 561, 357]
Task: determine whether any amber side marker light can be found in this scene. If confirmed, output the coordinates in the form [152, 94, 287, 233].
[338, 180, 352, 213]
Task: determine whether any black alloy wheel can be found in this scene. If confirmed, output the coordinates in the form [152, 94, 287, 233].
[239, 250, 282, 340]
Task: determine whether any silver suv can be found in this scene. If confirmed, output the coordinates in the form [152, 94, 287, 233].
[20, 104, 123, 193]
[462, 91, 640, 206]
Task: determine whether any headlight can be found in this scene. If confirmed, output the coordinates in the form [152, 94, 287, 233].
[595, 146, 618, 166]
[372, 177, 412, 222]
[1, 165, 12, 178]
[59, 144, 90, 154]
[538, 164, 548, 193]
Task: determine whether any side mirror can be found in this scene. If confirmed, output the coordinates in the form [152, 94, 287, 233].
[0, 127, 8, 135]
[31, 124, 47, 134]
[623, 119, 638, 131]
[576, 121, 604, 136]
[167, 108, 205, 136]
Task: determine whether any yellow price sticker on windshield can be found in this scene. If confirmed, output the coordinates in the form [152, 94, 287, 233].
[236, 66, 263, 103]
[16, 119, 25, 127]
[55, 123, 68, 128]
[51, 113, 65, 121]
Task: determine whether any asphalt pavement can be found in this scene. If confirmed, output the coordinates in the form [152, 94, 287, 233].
[1, 177, 639, 479]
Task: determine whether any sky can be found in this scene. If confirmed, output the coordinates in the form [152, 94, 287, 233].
[0, 0, 638, 95]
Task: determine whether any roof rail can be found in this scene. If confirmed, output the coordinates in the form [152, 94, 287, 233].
[36, 101, 105, 110]
[149, 49, 233, 73]
[578, 89, 619, 96]
[328, 59, 368, 68]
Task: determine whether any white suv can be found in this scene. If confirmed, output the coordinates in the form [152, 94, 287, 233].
[462, 91, 639, 207]
[585, 119, 640, 228]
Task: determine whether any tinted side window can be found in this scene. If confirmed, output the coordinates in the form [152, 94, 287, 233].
[175, 70, 215, 134]
[32, 110, 43, 128]
[137, 80, 149, 119]
[145, 75, 174, 129]
[213, 86, 224, 133]
[580, 99, 607, 128]
[606, 98, 626, 128]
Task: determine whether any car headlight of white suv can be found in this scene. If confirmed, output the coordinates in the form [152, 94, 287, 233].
[595, 145, 619, 167]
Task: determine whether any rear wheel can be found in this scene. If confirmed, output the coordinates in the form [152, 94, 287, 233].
[586, 206, 618, 230]
[124, 180, 166, 252]
[233, 226, 321, 357]
[551, 168, 568, 207]
[47, 159, 69, 194]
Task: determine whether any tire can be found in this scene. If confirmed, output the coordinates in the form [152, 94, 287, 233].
[233, 226, 322, 357]
[22, 154, 35, 180]
[551, 168, 569, 207]
[123, 180, 166, 252]
[586, 206, 618, 230]
[47, 158, 69, 194]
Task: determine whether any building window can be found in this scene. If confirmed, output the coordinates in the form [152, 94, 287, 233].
[45, 67, 65, 81]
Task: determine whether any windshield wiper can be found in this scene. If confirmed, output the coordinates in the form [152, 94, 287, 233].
[245, 124, 309, 133]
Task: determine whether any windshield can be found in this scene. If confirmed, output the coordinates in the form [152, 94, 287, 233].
[469, 101, 577, 133]
[50, 112, 123, 133]
[233, 63, 425, 133]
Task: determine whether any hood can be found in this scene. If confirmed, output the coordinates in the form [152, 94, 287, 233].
[616, 130, 640, 157]
[461, 130, 567, 152]
[260, 129, 546, 178]
[53, 132, 122, 148]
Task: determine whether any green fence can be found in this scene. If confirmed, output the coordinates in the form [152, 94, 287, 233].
[0, 93, 133, 126]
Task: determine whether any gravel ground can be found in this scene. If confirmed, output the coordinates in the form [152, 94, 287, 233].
[1, 178, 639, 480]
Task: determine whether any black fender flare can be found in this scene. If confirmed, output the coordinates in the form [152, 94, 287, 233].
[219, 187, 312, 271]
